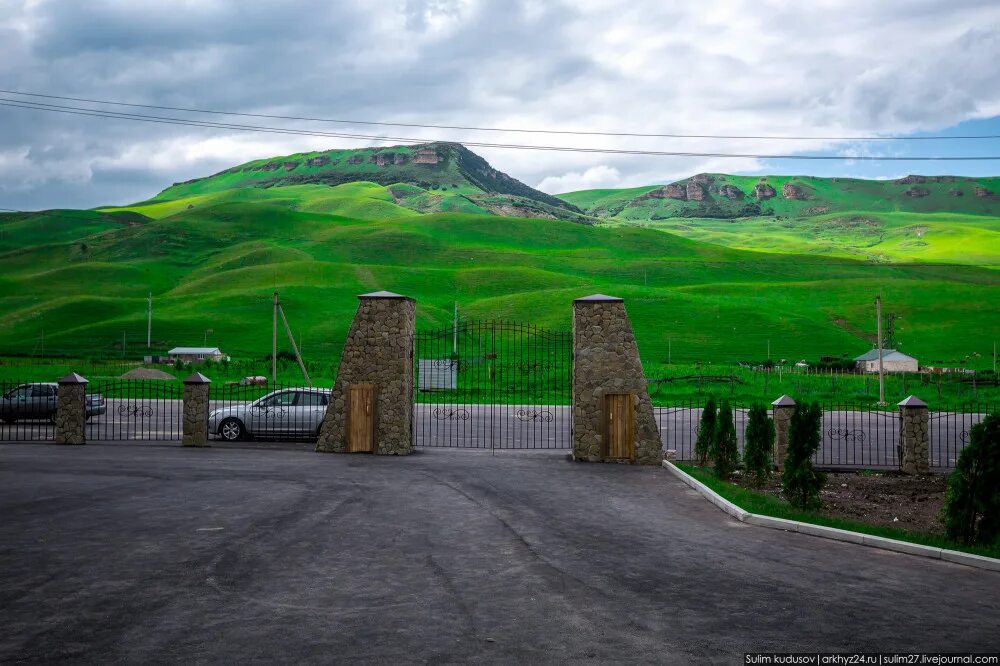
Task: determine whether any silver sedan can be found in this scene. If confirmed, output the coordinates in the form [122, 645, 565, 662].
[209, 388, 331, 441]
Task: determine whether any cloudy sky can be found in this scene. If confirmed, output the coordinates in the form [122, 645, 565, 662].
[2, 0, 1000, 210]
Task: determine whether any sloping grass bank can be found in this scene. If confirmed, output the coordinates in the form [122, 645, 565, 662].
[676, 463, 1000, 560]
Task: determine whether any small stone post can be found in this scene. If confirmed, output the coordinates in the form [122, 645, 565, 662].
[771, 395, 795, 471]
[898, 395, 929, 475]
[55, 372, 87, 445]
[571, 294, 661, 464]
[182, 372, 211, 447]
[316, 291, 415, 455]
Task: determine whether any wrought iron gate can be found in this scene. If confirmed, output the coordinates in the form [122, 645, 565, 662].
[413, 320, 572, 449]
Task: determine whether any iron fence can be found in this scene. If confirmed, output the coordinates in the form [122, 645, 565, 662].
[85, 379, 182, 441]
[0, 379, 58, 442]
[929, 402, 996, 471]
[656, 401, 907, 471]
[207, 382, 330, 443]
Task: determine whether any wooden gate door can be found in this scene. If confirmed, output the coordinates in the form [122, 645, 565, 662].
[604, 393, 635, 461]
[347, 384, 375, 453]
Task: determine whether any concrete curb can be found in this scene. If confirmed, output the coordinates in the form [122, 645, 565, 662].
[662, 460, 1000, 573]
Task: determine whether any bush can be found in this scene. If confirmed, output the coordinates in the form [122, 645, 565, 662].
[782, 401, 826, 509]
[694, 397, 717, 466]
[943, 413, 1000, 546]
[712, 400, 740, 479]
[743, 403, 775, 486]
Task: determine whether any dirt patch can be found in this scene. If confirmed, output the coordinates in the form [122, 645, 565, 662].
[119, 368, 176, 380]
[734, 471, 948, 535]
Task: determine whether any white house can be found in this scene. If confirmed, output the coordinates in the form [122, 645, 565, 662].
[167, 347, 227, 363]
[853, 349, 918, 373]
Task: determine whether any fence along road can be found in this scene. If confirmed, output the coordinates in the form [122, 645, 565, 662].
[2, 398, 988, 470]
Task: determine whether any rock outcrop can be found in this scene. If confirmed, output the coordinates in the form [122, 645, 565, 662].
[306, 156, 330, 167]
[948, 189, 963, 197]
[412, 149, 441, 165]
[974, 186, 996, 199]
[719, 184, 744, 200]
[904, 187, 930, 197]
[754, 182, 776, 200]
[782, 183, 807, 200]
[686, 182, 706, 201]
[895, 175, 927, 185]
[664, 183, 687, 199]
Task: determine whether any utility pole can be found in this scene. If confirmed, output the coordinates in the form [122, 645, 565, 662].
[767, 338, 771, 361]
[453, 301, 458, 355]
[276, 299, 311, 386]
[876, 295, 885, 404]
[272, 291, 278, 385]
[122, 330, 126, 359]
[147, 292, 152, 349]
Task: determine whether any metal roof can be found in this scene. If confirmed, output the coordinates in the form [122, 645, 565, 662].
[853, 349, 916, 362]
[168, 347, 222, 355]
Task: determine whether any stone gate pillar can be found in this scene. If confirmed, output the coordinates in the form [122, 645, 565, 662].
[898, 395, 929, 475]
[771, 395, 795, 471]
[571, 294, 661, 464]
[182, 372, 211, 447]
[55, 372, 87, 445]
[316, 291, 415, 455]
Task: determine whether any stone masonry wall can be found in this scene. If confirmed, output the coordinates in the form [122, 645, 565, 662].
[572, 296, 661, 464]
[771, 397, 795, 471]
[182, 374, 210, 447]
[316, 293, 415, 455]
[899, 403, 930, 475]
[55, 379, 86, 445]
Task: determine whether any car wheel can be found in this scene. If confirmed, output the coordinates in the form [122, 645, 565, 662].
[219, 418, 245, 442]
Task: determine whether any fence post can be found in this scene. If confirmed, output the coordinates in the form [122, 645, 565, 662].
[316, 291, 415, 455]
[571, 294, 661, 464]
[898, 395, 929, 475]
[182, 372, 211, 447]
[55, 372, 88, 445]
[771, 395, 795, 471]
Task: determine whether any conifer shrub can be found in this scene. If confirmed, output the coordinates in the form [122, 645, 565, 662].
[743, 403, 775, 487]
[712, 400, 740, 479]
[694, 396, 717, 466]
[943, 413, 1000, 546]
[781, 401, 826, 509]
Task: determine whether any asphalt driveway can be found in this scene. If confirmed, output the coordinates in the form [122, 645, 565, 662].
[1, 443, 997, 664]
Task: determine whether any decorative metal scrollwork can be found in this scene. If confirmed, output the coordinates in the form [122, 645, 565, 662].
[432, 407, 470, 421]
[118, 404, 153, 418]
[827, 427, 865, 443]
[960, 430, 970, 444]
[429, 359, 458, 369]
[515, 408, 554, 422]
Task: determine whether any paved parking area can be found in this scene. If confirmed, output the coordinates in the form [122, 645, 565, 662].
[1, 442, 998, 663]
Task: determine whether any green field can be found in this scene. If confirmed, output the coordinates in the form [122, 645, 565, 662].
[0, 144, 997, 391]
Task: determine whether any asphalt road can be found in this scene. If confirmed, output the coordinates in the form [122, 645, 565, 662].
[1, 402, 982, 469]
[1, 443, 997, 663]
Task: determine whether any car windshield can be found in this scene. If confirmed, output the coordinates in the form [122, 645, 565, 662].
[257, 391, 296, 408]
[4, 385, 31, 400]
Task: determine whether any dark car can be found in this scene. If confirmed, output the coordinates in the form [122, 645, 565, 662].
[0, 383, 106, 424]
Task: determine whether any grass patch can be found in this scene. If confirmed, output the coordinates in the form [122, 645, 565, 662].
[675, 463, 1000, 560]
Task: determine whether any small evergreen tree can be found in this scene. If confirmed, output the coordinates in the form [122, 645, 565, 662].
[712, 400, 740, 479]
[743, 403, 775, 487]
[694, 397, 717, 466]
[943, 413, 1000, 546]
[782, 401, 826, 509]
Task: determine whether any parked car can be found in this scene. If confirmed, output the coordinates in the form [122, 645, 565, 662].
[0, 383, 106, 423]
[208, 387, 331, 441]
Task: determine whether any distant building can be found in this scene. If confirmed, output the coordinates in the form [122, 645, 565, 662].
[167, 347, 227, 363]
[854, 349, 918, 373]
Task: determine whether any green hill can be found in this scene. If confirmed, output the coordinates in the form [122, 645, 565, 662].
[0, 148, 997, 370]
[558, 173, 1000, 264]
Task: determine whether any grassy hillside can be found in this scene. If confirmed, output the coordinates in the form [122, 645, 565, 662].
[1, 196, 997, 372]
[558, 174, 1000, 265]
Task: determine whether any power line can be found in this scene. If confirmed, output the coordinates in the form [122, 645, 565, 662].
[1, 89, 997, 141]
[3, 98, 1000, 161]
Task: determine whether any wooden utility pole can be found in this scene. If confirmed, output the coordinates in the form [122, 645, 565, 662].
[272, 291, 278, 385]
[453, 302, 458, 355]
[147, 292, 152, 349]
[876, 295, 885, 404]
[277, 300, 310, 386]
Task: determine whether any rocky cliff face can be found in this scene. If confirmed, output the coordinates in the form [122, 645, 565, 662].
[686, 182, 706, 201]
[782, 183, 807, 200]
[754, 183, 776, 200]
[719, 184, 744, 200]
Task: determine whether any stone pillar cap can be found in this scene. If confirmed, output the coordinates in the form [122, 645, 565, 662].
[58, 372, 88, 385]
[358, 290, 412, 300]
[898, 395, 927, 407]
[771, 395, 796, 406]
[573, 294, 623, 303]
[183, 372, 212, 384]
